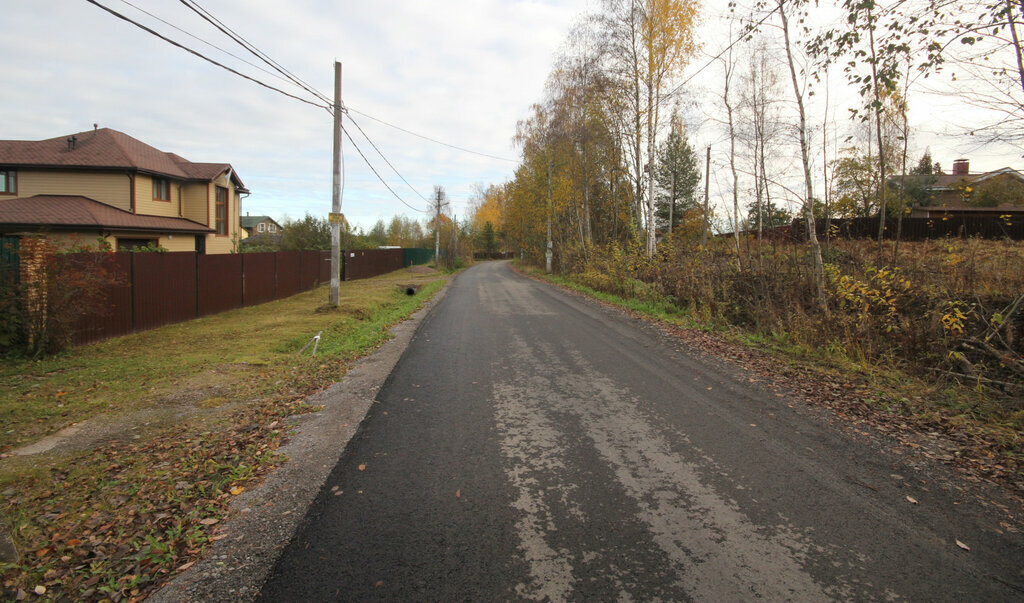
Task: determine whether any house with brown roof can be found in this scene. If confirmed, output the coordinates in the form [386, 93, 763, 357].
[240, 214, 283, 238]
[906, 158, 1024, 207]
[0, 127, 248, 253]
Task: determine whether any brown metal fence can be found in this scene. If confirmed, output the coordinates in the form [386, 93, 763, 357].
[242, 253, 276, 307]
[133, 252, 197, 332]
[198, 254, 243, 317]
[51, 248, 428, 346]
[343, 248, 405, 281]
[276, 251, 302, 299]
[69, 253, 133, 345]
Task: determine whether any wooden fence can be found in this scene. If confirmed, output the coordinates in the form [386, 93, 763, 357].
[47, 247, 432, 346]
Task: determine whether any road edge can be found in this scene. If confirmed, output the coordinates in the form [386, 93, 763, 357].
[149, 275, 456, 603]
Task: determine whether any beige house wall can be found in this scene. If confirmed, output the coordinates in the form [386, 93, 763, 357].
[12, 169, 131, 211]
[157, 234, 198, 252]
[7, 168, 240, 255]
[181, 183, 209, 225]
[134, 174, 182, 218]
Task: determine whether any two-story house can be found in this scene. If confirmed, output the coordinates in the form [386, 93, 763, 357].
[0, 127, 248, 253]
[240, 214, 283, 238]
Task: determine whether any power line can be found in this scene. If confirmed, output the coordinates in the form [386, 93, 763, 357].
[665, 5, 780, 99]
[347, 114, 430, 202]
[84, 0, 328, 110]
[115, 0, 302, 92]
[346, 106, 519, 163]
[177, 0, 332, 107]
[340, 125, 427, 214]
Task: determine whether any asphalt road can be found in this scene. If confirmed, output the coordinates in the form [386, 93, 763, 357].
[260, 261, 1022, 601]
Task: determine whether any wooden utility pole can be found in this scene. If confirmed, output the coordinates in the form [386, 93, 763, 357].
[433, 186, 447, 267]
[546, 159, 553, 274]
[330, 61, 342, 306]
[668, 171, 675, 235]
[702, 145, 711, 246]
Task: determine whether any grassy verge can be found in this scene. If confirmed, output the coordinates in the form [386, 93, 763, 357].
[520, 263, 1023, 485]
[0, 267, 449, 601]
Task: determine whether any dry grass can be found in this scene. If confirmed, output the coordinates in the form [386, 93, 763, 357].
[0, 268, 449, 601]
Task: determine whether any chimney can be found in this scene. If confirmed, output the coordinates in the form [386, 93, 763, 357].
[66, 136, 77, 151]
[952, 158, 969, 176]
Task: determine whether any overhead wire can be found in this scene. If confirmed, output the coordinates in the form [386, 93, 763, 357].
[177, 0, 332, 107]
[114, 0, 302, 91]
[83, 0, 328, 109]
[89, 0, 515, 212]
[346, 107, 519, 163]
[665, 4, 781, 99]
[340, 124, 427, 214]
[346, 114, 430, 202]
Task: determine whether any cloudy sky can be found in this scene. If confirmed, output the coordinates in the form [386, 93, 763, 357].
[3, 1, 1019, 230]
[4, 0, 591, 228]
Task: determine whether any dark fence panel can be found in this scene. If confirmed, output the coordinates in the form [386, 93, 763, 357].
[300, 251, 321, 289]
[791, 216, 1024, 241]
[243, 253, 276, 306]
[318, 251, 331, 283]
[198, 254, 243, 317]
[343, 248, 404, 281]
[133, 252, 197, 331]
[403, 248, 434, 266]
[276, 251, 302, 299]
[68, 252, 132, 346]
[473, 251, 513, 260]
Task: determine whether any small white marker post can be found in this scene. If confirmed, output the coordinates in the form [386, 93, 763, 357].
[299, 331, 323, 357]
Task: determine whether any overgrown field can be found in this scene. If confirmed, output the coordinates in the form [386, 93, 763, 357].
[0, 268, 449, 601]
[549, 236, 1024, 476]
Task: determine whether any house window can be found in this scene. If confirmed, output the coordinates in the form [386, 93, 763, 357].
[153, 177, 170, 201]
[269, 224, 277, 232]
[0, 170, 16, 195]
[258, 222, 266, 233]
[215, 186, 228, 235]
[117, 238, 158, 251]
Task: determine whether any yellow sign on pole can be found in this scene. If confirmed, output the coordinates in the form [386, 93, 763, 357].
[328, 212, 345, 225]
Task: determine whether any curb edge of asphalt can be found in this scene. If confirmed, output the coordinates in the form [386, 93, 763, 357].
[149, 274, 456, 603]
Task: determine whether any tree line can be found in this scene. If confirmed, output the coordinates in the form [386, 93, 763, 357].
[469, 0, 1024, 311]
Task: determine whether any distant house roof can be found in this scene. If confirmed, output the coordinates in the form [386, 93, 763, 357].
[0, 195, 214, 234]
[0, 128, 248, 193]
[240, 215, 279, 228]
[896, 167, 1024, 191]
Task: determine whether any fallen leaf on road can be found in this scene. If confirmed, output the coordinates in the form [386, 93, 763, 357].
[199, 518, 218, 526]
[456, 489, 461, 499]
[33, 586, 46, 596]
[230, 486, 244, 495]
[956, 539, 970, 551]
[176, 561, 195, 572]
[907, 496, 918, 504]
[358, 464, 366, 471]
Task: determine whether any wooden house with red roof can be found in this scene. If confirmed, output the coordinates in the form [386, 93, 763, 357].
[0, 127, 247, 253]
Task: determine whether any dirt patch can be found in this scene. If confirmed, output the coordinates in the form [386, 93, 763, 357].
[408, 265, 437, 274]
[2, 368, 243, 460]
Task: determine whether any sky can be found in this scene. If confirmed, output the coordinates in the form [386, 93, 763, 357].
[3, 0, 591, 229]
[3, 0, 1020, 231]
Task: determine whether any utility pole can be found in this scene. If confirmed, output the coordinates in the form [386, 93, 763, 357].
[330, 61, 342, 306]
[702, 145, 711, 246]
[668, 171, 675, 235]
[433, 185, 448, 267]
[546, 159, 553, 274]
